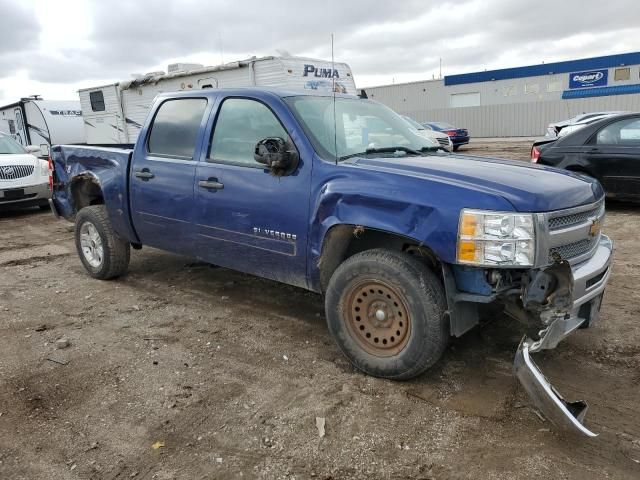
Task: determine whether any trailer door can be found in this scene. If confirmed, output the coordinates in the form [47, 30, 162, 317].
[14, 108, 27, 145]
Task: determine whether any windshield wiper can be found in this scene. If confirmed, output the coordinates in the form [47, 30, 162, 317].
[339, 145, 438, 161]
[365, 146, 423, 156]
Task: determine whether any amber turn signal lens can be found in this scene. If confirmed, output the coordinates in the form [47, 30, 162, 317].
[460, 213, 478, 237]
[457, 240, 478, 262]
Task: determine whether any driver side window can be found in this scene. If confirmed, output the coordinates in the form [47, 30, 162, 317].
[208, 98, 290, 166]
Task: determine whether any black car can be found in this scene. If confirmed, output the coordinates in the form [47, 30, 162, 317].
[532, 113, 640, 201]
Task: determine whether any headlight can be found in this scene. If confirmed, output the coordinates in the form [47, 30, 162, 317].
[457, 209, 535, 266]
[40, 160, 49, 176]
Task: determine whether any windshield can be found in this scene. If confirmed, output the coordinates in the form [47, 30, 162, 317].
[0, 135, 27, 154]
[430, 122, 455, 130]
[402, 116, 425, 130]
[558, 124, 585, 137]
[285, 96, 439, 160]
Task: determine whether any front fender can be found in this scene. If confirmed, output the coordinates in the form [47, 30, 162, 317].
[307, 180, 455, 292]
[305, 158, 515, 291]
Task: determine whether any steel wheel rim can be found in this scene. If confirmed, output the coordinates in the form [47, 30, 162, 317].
[79, 222, 104, 268]
[343, 279, 411, 357]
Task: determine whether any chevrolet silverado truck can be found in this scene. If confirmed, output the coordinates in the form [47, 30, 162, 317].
[50, 88, 613, 436]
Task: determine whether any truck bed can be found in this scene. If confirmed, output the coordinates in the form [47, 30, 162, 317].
[51, 144, 137, 241]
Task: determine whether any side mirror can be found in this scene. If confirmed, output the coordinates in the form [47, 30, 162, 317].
[39, 144, 50, 157]
[254, 137, 299, 176]
[25, 145, 41, 155]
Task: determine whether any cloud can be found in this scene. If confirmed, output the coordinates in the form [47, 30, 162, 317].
[0, 0, 639, 102]
[0, 0, 40, 52]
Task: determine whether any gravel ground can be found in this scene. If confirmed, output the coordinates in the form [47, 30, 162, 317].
[0, 141, 639, 479]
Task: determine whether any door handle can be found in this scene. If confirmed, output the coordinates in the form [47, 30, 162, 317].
[134, 169, 155, 180]
[198, 178, 224, 190]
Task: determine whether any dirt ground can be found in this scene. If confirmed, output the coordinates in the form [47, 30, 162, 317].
[1, 140, 639, 480]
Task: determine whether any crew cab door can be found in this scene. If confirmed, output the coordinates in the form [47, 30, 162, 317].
[193, 96, 312, 288]
[586, 117, 640, 198]
[130, 97, 209, 254]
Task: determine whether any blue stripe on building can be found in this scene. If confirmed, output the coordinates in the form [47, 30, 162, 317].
[562, 83, 640, 99]
[444, 52, 640, 86]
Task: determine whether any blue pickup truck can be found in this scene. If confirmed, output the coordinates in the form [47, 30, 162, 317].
[50, 88, 612, 436]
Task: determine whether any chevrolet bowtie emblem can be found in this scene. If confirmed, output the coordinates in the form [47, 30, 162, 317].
[589, 219, 601, 237]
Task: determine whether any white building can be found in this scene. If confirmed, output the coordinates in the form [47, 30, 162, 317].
[365, 52, 640, 137]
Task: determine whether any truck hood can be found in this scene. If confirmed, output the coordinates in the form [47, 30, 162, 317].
[351, 153, 602, 212]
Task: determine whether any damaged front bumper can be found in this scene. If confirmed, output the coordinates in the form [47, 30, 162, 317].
[514, 235, 613, 436]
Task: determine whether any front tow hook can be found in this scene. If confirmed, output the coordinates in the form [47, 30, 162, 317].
[514, 338, 597, 437]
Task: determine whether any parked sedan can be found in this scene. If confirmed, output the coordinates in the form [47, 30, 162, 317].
[423, 122, 469, 151]
[0, 133, 51, 210]
[532, 113, 640, 201]
[401, 116, 453, 150]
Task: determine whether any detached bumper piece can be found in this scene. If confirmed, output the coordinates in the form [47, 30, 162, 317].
[515, 339, 596, 437]
[513, 235, 612, 437]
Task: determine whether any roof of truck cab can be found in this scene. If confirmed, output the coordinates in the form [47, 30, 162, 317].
[154, 87, 361, 100]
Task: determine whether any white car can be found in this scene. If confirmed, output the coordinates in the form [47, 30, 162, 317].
[545, 111, 629, 137]
[0, 133, 51, 210]
[402, 116, 453, 150]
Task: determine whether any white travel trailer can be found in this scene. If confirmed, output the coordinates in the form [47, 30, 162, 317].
[78, 55, 356, 144]
[0, 96, 85, 154]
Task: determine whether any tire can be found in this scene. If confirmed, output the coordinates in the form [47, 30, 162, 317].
[74, 205, 130, 280]
[39, 203, 50, 211]
[453, 145, 460, 151]
[325, 249, 448, 380]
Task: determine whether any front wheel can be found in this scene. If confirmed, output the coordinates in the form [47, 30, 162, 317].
[325, 249, 448, 380]
[75, 205, 130, 279]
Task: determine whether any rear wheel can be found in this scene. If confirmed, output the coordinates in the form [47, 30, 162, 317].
[325, 249, 448, 380]
[75, 205, 130, 279]
[453, 144, 460, 151]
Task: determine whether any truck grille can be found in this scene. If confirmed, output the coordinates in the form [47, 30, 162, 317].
[436, 138, 450, 148]
[548, 204, 603, 230]
[0, 165, 34, 180]
[548, 237, 599, 263]
[544, 199, 605, 265]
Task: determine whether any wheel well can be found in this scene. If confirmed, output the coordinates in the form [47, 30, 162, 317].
[71, 176, 104, 212]
[318, 225, 440, 292]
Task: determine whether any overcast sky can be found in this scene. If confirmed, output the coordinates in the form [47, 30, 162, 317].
[0, 0, 638, 105]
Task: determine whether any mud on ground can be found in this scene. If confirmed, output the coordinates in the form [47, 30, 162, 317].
[0, 141, 639, 479]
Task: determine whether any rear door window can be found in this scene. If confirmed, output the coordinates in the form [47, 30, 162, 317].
[596, 118, 640, 145]
[147, 98, 208, 158]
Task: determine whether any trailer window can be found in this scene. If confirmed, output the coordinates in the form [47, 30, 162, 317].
[147, 98, 208, 158]
[89, 91, 106, 112]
